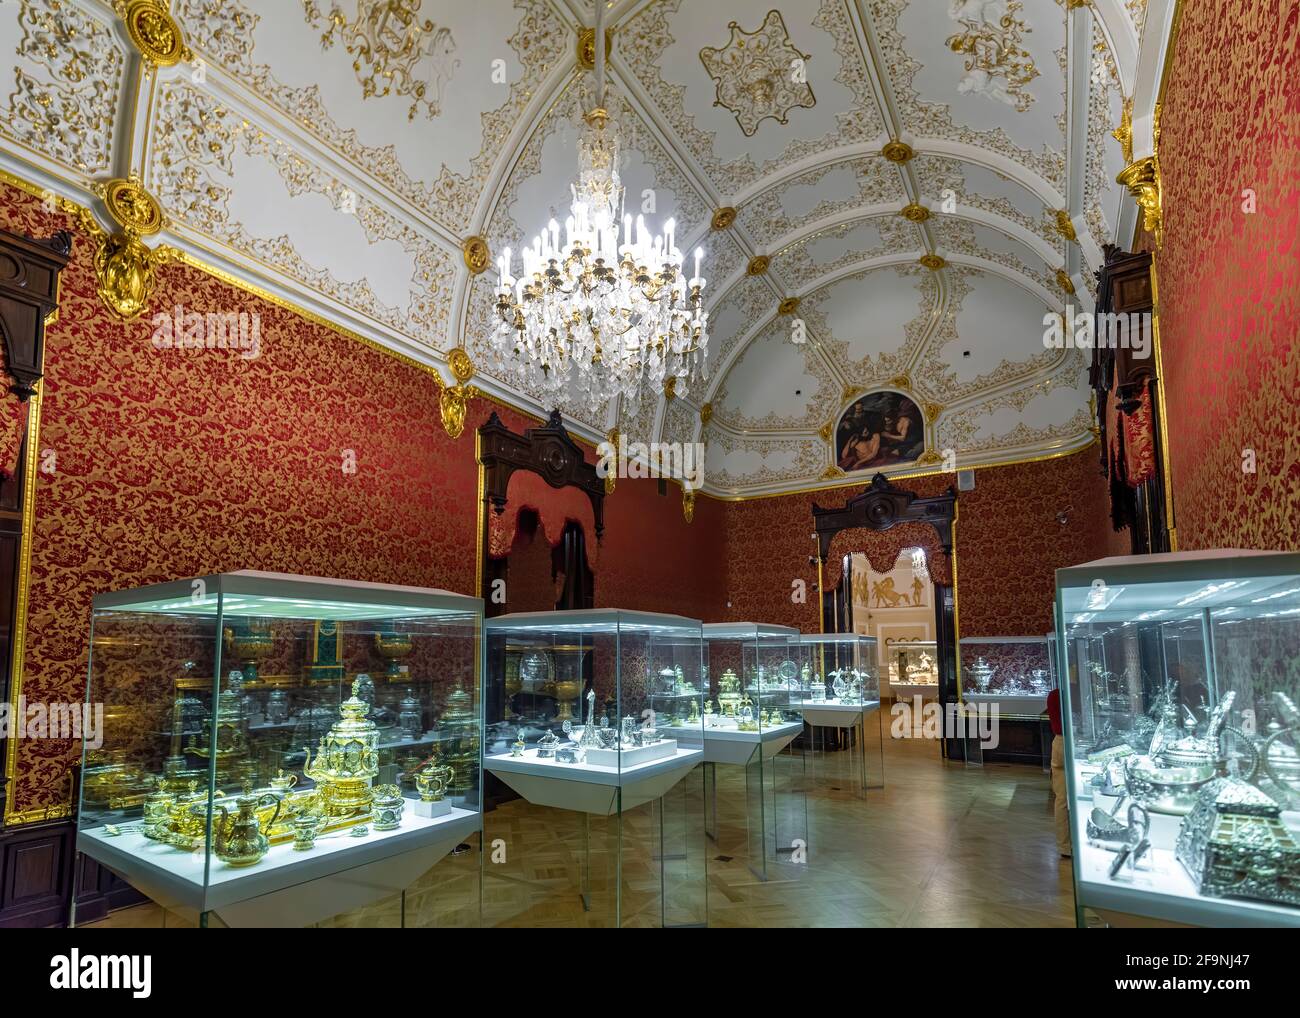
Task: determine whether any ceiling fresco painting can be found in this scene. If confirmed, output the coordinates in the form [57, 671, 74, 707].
[0, 0, 1147, 496]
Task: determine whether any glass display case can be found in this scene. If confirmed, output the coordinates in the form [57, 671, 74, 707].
[483, 609, 707, 927]
[701, 623, 806, 879]
[74, 571, 484, 928]
[960, 636, 1054, 714]
[794, 632, 882, 791]
[886, 639, 940, 700]
[1056, 551, 1300, 928]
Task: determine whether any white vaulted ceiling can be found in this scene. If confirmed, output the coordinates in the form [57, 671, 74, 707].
[0, 0, 1150, 496]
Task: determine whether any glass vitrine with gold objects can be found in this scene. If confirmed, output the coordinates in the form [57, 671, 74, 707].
[483, 609, 707, 927]
[701, 623, 806, 880]
[794, 632, 882, 792]
[1057, 551, 1300, 928]
[74, 571, 483, 928]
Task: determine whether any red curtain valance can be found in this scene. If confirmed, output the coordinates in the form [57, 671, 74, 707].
[488, 468, 599, 567]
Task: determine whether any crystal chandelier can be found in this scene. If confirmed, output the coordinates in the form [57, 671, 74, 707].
[490, 3, 709, 412]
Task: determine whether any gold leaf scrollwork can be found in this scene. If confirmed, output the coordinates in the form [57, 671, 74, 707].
[1116, 157, 1162, 248]
[681, 487, 695, 524]
[114, 0, 191, 67]
[900, 203, 931, 223]
[917, 449, 944, 466]
[1113, 96, 1135, 165]
[304, 0, 459, 121]
[919, 254, 946, 271]
[699, 402, 713, 426]
[438, 348, 478, 439]
[1055, 268, 1077, 295]
[1053, 210, 1077, 242]
[604, 428, 618, 495]
[93, 177, 166, 321]
[777, 297, 800, 315]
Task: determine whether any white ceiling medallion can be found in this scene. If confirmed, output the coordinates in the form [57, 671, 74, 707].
[699, 9, 815, 137]
[945, 0, 1041, 112]
[304, 0, 460, 120]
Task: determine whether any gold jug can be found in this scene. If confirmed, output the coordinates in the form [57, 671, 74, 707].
[214, 791, 281, 867]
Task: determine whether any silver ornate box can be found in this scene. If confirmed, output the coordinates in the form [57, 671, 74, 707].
[1176, 778, 1300, 908]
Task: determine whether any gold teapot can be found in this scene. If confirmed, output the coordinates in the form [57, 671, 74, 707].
[214, 788, 282, 867]
[415, 752, 454, 802]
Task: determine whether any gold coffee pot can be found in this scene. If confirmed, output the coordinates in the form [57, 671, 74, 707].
[214, 787, 282, 867]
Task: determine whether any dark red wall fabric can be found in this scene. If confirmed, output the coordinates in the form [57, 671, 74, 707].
[718, 448, 1117, 637]
[1157, 0, 1300, 550]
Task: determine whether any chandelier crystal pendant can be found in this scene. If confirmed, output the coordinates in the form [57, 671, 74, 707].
[490, 4, 709, 412]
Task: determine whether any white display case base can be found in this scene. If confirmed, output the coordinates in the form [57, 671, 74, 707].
[78, 806, 479, 927]
[801, 701, 870, 727]
[692, 720, 803, 764]
[486, 747, 703, 814]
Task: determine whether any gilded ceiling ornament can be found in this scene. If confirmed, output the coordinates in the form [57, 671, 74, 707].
[438, 348, 478, 440]
[94, 231, 160, 322]
[10, 0, 125, 175]
[304, 0, 459, 121]
[90, 177, 166, 322]
[101, 177, 165, 236]
[1113, 95, 1135, 164]
[923, 402, 944, 421]
[881, 140, 915, 163]
[1116, 157, 1162, 247]
[604, 427, 619, 494]
[663, 376, 677, 399]
[746, 255, 770, 275]
[1056, 268, 1076, 294]
[711, 207, 737, 230]
[818, 420, 833, 443]
[917, 449, 944, 466]
[840, 384, 864, 403]
[1053, 209, 1077, 242]
[462, 235, 490, 274]
[889, 374, 912, 392]
[900, 203, 931, 223]
[819, 465, 845, 481]
[699, 402, 713, 425]
[114, 0, 190, 67]
[919, 254, 946, 271]
[945, 0, 1040, 113]
[778, 297, 800, 315]
[576, 26, 613, 71]
[699, 10, 816, 138]
[682, 487, 696, 523]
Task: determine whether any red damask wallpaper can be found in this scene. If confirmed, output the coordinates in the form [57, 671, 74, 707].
[720, 449, 1118, 638]
[1157, 0, 1300, 550]
[0, 183, 724, 818]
